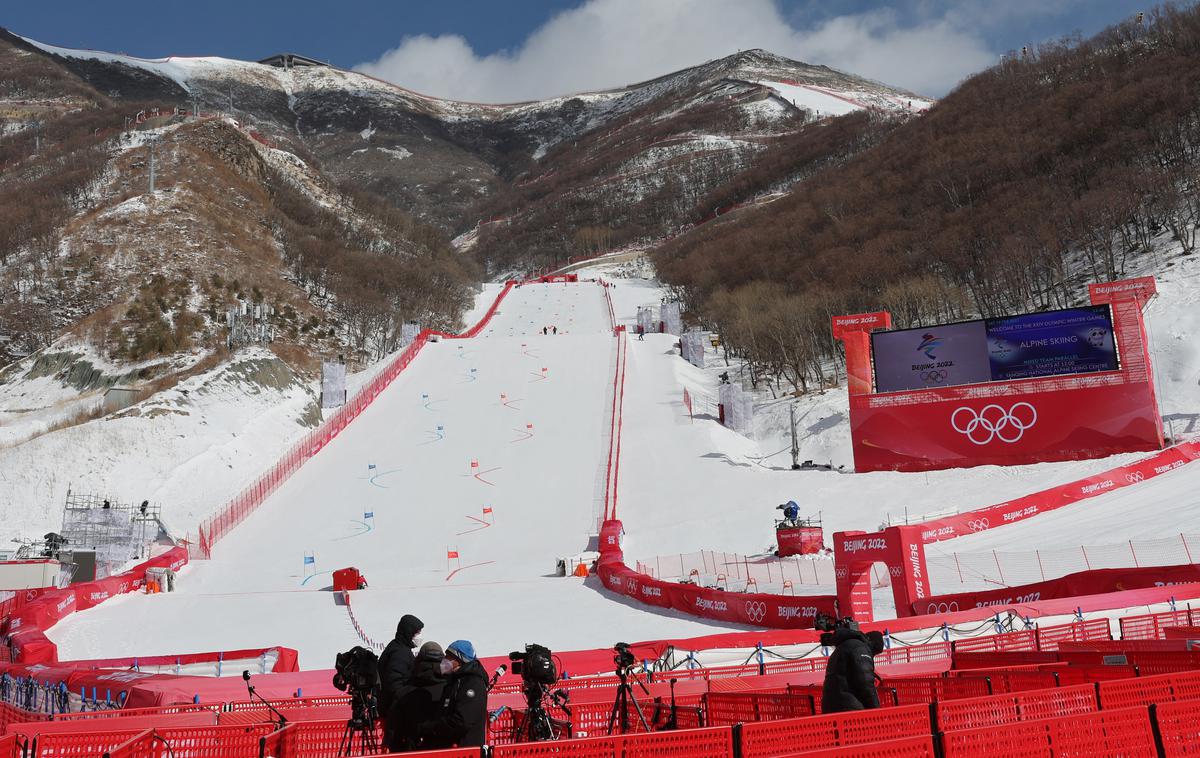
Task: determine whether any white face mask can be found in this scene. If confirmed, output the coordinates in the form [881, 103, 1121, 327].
[411, 634, 423, 648]
[439, 658, 455, 675]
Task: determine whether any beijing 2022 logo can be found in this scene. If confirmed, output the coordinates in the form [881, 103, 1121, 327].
[951, 403, 1037, 445]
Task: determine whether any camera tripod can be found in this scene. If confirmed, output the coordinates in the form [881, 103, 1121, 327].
[607, 666, 651, 735]
[338, 691, 379, 757]
[512, 682, 571, 742]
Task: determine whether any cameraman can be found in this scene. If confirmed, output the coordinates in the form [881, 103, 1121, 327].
[417, 640, 489, 748]
[378, 614, 423, 739]
[821, 626, 885, 713]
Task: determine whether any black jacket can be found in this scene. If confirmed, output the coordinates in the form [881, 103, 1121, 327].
[417, 659, 489, 748]
[386, 656, 446, 751]
[821, 628, 881, 713]
[377, 638, 416, 716]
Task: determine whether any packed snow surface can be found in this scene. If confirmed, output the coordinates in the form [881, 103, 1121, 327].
[46, 253, 1200, 666]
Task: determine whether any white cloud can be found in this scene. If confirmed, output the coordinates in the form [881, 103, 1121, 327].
[354, 0, 998, 103]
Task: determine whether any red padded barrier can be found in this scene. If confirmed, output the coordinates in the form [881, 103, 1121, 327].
[1035, 618, 1112, 650]
[879, 676, 991, 705]
[102, 724, 273, 758]
[778, 734, 937, 757]
[376, 750, 482, 758]
[1044, 663, 1138, 683]
[1156, 698, 1200, 757]
[1099, 671, 1178, 709]
[491, 734, 617, 757]
[738, 705, 930, 758]
[975, 671, 1060, 693]
[54, 704, 222, 722]
[952, 630, 1037, 654]
[703, 692, 815, 726]
[224, 695, 350, 712]
[0, 702, 50, 734]
[1120, 609, 1197, 640]
[951, 652, 1059, 669]
[1098, 670, 1200, 709]
[621, 726, 733, 757]
[101, 729, 153, 758]
[0, 735, 15, 758]
[1011, 682, 1097, 721]
[934, 683, 1097, 732]
[266, 718, 385, 757]
[941, 705, 1155, 757]
[31, 728, 145, 756]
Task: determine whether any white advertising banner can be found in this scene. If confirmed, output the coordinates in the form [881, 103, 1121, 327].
[321, 361, 347, 409]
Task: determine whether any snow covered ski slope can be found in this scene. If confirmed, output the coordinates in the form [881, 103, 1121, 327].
[45, 252, 1200, 665]
[48, 282, 743, 664]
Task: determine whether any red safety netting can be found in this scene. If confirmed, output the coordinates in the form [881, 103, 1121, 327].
[193, 278, 527, 559]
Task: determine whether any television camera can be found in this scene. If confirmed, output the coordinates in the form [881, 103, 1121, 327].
[506, 643, 570, 742]
[332, 646, 381, 755]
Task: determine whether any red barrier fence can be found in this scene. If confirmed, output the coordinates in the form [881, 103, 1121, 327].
[193, 279, 525, 559]
[782, 735, 937, 758]
[738, 705, 931, 758]
[1157, 698, 1200, 757]
[941, 704, 1156, 756]
[913, 440, 1200, 543]
[935, 682, 1097, 732]
[103, 723, 274, 758]
[6, 547, 188, 665]
[1120, 608, 1200, 640]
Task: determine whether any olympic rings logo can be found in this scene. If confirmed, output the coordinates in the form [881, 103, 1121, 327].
[926, 602, 961, 615]
[625, 578, 638, 594]
[920, 370, 949, 383]
[745, 601, 767, 623]
[951, 402, 1037, 445]
[967, 518, 991, 532]
[1126, 472, 1145, 483]
[889, 566, 903, 577]
[834, 568, 848, 580]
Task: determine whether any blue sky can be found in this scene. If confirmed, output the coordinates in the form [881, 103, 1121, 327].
[3, 0, 1151, 100]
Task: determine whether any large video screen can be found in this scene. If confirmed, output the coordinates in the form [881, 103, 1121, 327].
[871, 305, 1118, 393]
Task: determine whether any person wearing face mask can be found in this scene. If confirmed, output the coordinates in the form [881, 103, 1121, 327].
[416, 639, 489, 749]
[377, 613, 423, 738]
[387, 641, 447, 751]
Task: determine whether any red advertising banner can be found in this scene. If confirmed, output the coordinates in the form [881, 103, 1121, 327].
[915, 441, 1200, 543]
[597, 520, 836, 627]
[831, 311, 892, 339]
[776, 527, 824, 556]
[8, 547, 189, 664]
[837, 284, 1164, 473]
[912, 563, 1200, 616]
[1088, 276, 1157, 307]
[833, 526, 930, 621]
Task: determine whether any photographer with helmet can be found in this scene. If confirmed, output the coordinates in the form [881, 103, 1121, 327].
[417, 639, 489, 749]
[817, 614, 885, 713]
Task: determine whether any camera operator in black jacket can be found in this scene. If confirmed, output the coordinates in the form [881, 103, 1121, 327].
[377, 613, 423, 740]
[821, 624, 885, 713]
[387, 641, 447, 751]
[417, 639, 489, 748]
